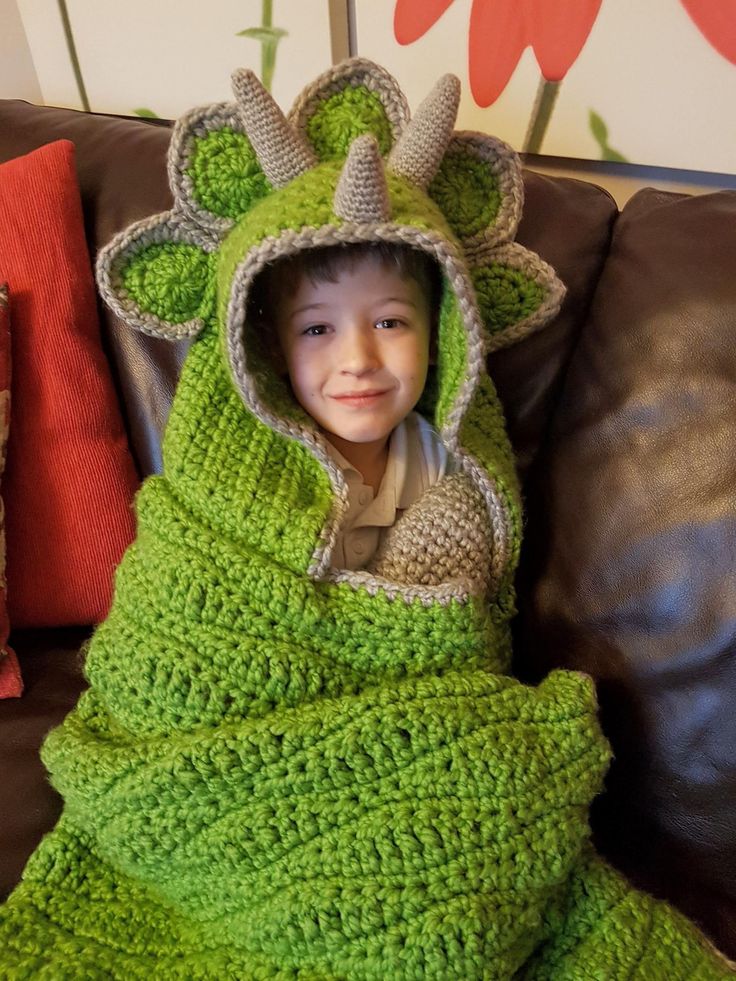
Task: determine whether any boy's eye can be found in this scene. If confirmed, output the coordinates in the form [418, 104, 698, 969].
[375, 318, 403, 330]
[302, 324, 328, 336]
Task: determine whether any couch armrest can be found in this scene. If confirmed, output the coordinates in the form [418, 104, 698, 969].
[0, 628, 89, 898]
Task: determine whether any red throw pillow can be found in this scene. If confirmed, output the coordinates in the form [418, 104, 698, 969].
[0, 141, 139, 628]
[0, 284, 21, 696]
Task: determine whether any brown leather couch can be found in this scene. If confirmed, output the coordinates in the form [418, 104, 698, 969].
[1, 98, 735, 959]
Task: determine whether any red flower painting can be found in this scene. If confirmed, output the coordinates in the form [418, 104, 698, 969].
[680, 0, 736, 65]
[394, 0, 603, 107]
[394, 0, 736, 155]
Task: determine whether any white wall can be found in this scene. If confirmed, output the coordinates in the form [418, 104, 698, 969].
[4, 0, 734, 205]
[355, 0, 736, 176]
[0, 0, 42, 102]
[14, 0, 336, 117]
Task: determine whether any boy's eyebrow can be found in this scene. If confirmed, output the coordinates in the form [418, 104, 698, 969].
[289, 302, 328, 317]
[378, 296, 418, 308]
[287, 296, 418, 318]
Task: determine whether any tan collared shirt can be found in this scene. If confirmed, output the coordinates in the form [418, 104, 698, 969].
[328, 411, 452, 571]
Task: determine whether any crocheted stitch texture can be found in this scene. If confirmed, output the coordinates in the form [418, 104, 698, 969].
[0, 58, 731, 979]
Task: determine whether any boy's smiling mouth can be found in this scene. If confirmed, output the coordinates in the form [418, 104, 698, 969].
[330, 389, 390, 405]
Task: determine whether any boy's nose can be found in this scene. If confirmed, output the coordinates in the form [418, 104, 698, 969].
[338, 326, 380, 375]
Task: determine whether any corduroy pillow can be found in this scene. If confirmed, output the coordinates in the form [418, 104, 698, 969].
[0, 140, 138, 629]
[0, 284, 21, 697]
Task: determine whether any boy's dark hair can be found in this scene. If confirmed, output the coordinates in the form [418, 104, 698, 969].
[248, 241, 443, 328]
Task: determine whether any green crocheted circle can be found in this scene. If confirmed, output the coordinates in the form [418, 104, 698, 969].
[473, 264, 544, 335]
[122, 243, 213, 323]
[187, 128, 270, 219]
[429, 149, 500, 240]
[306, 86, 393, 160]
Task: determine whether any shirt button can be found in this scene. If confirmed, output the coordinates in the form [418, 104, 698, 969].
[353, 541, 365, 555]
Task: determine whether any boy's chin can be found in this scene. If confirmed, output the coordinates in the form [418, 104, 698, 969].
[320, 424, 394, 452]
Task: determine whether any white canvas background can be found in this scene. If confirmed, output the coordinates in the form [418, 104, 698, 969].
[5, 0, 735, 174]
[355, 0, 736, 174]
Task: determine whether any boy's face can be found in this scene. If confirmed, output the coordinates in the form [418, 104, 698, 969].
[274, 256, 432, 456]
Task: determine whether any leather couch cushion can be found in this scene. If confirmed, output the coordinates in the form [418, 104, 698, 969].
[0, 628, 89, 898]
[519, 187, 736, 956]
[491, 170, 617, 479]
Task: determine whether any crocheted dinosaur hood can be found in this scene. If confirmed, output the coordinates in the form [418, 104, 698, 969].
[97, 57, 564, 600]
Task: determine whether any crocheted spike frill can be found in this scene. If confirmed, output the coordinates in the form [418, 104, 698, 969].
[0, 59, 731, 979]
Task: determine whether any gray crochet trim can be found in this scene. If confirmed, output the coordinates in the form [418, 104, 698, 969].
[167, 102, 246, 237]
[232, 68, 316, 188]
[288, 57, 410, 154]
[224, 222, 512, 598]
[96, 210, 220, 341]
[707, 942, 736, 972]
[442, 133, 524, 255]
[478, 242, 567, 354]
[225, 224, 481, 449]
[0, 284, 6, 307]
[388, 74, 461, 190]
[333, 136, 391, 223]
[458, 453, 511, 590]
[323, 567, 477, 607]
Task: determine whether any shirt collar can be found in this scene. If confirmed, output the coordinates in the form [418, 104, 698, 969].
[325, 415, 419, 528]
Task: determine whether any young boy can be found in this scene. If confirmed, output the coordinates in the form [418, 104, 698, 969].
[252, 241, 454, 572]
[1, 59, 731, 978]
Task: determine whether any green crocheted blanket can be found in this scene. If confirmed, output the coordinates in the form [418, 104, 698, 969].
[0, 59, 731, 979]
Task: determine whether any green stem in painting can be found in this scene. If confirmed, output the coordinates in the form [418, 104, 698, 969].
[236, 3, 287, 92]
[522, 78, 561, 155]
[262, 0, 276, 93]
[57, 0, 90, 111]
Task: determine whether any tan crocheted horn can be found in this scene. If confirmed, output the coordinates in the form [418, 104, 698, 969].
[231, 68, 316, 188]
[333, 135, 391, 223]
[389, 73, 461, 189]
